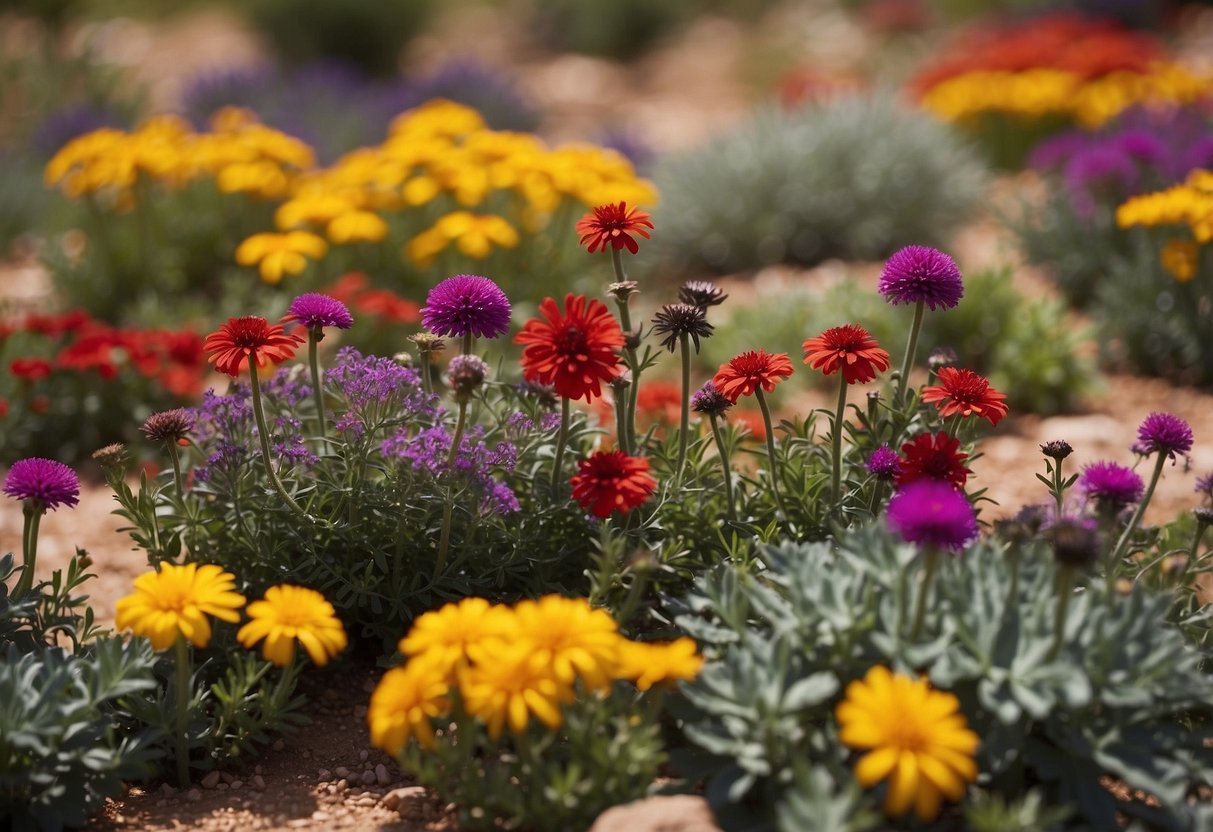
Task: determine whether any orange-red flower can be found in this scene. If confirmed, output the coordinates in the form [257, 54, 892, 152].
[920, 367, 1009, 426]
[575, 201, 654, 254]
[10, 358, 53, 381]
[802, 324, 891, 384]
[711, 350, 794, 403]
[570, 451, 657, 518]
[203, 316, 304, 378]
[515, 294, 624, 403]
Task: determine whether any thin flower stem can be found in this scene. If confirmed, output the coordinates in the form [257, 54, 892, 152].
[174, 635, 192, 788]
[754, 388, 788, 521]
[1189, 519, 1210, 564]
[610, 247, 640, 454]
[15, 504, 41, 596]
[1051, 458, 1066, 517]
[420, 353, 433, 398]
[708, 413, 737, 523]
[434, 399, 469, 581]
[909, 547, 941, 641]
[1108, 452, 1168, 578]
[1047, 565, 1075, 662]
[550, 397, 571, 496]
[247, 356, 315, 523]
[167, 440, 185, 504]
[461, 333, 472, 356]
[894, 300, 926, 408]
[307, 335, 328, 442]
[831, 373, 848, 505]
[676, 332, 691, 484]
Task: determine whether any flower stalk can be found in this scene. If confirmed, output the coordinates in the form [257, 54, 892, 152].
[306, 333, 328, 440]
[611, 248, 640, 455]
[247, 356, 313, 522]
[1108, 451, 1168, 577]
[707, 413, 737, 522]
[831, 372, 848, 504]
[434, 399, 469, 581]
[551, 397, 571, 496]
[676, 332, 691, 483]
[894, 300, 925, 408]
[15, 503, 42, 597]
[1047, 564, 1076, 662]
[754, 388, 788, 520]
[909, 547, 941, 641]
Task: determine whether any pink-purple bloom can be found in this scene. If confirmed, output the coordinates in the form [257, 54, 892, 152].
[382, 425, 519, 513]
[1079, 461, 1143, 509]
[691, 381, 732, 416]
[886, 480, 977, 550]
[420, 274, 512, 339]
[1136, 412, 1194, 460]
[1196, 472, 1213, 500]
[866, 445, 901, 481]
[288, 293, 354, 331]
[3, 458, 80, 511]
[878, 245, 964, 311]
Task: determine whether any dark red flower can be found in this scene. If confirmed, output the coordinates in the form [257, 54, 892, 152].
[575, 201, 654, 254]
[802, 324, 891, 384]
[920, 367, 1009, 426]
[203, 316, 304, 378]
[10, 358, 53, 381]
[570, 451, 657, 518]
[515, 294, 624, 403]
[711, 350, 794, 403]
[898, 432, 972, 489]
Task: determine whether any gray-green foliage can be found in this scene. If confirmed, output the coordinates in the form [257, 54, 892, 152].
[649, 93, 986, 275]
[671, 524, 1213, 830]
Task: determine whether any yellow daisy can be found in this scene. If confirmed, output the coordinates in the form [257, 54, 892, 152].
[398, 597, 515, 677]
[236, 584, 348, 667]
[512, 595, 621, 691]
[235, 231, 328, 284]
[459, 640, 570, 739]
[368, 657, 452, 753]
[114, 563, 245, 651]
[614, 637, 704, 691]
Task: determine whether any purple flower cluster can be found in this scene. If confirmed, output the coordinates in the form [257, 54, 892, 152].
[3, 458, 80, 511]
[866, 445, 901, 481]
[421, 275, 511, 340]
[289, 293, 354, 331]
[382, 425, 519, 513]
[878, 246, 964, 311]
[886, 480, 977, 550]
[327, 348, 436, 432]
[691, 381, 732, 415]
[504, 410, 562, 437]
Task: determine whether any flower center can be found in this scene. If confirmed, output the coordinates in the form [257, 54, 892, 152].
[556, 324, 586, 355]
[227, 317, 271, 349]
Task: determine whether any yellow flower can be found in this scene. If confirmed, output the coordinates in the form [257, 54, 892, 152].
[836, 665, 979, 822]
[216, 161, 290, 199]
[1160, 238, 1200, 282]
[404, 211, 519, 267]
[327, 210, 389, 244]
[398, 596, 515, 677]
[114, 563, 246, 651]
[459, 640, 570, 738]
[368, 657, 452, 753]
[275, 192, 360, 230]
[512, 595, 621, 690]
[615, 637, 704, 691]
[235, 231, 328, 284]
[236, 584, 348, 667]
[388, 99, 486, 141]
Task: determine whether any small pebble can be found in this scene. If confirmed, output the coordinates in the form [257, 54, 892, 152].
[254, 765, 262, 775]
[155, 800, 166, 808]
[318, 769, 332, 782]
[230, 780, 242, 790]
[159, 783, 176, 796]
[252, 775, 266, 790]
[272, 740, 285, 752]
[201, 770, 221, 790]
[358, 750, 369, 762]
[186, 789, 202, 803]
[381, 786, 426, 811]
[360, 770, 376, 786]
[216, 783, 228, 791]
[375, 764, 390, 786]
[335, 779, 349, 792]
[221, 771, 235, 784]
[335, 766, 350, 779]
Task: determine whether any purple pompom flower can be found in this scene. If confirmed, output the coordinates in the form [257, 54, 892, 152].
[3, 458, 81, 511]
[288, 293, 354, 331]
[420, 275, 511, 340]
[1136, 412, 1194, 461]
[691, 381, 732, 415]
[878, 245, 964, 311]
[1079, 461, 1143, 510]
[866, 445, 901, 481]
[887, 480, 977, 550]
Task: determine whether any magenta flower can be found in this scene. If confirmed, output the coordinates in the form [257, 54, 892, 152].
[866, 445, 901, 481]
[1079, 461, 1143, 510]
[691, 381, 732, 415]
[288, 293, 354, 331]
[887, 480, 977, 550]
[420, 275, 511, 339]
[1136, 412, 1193, 460]
[3, 458, 80, 511]
[878, 245, 964, 310]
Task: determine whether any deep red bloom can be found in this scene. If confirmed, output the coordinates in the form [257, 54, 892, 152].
[711, 350, 794, 403]
[203, 316, 304, 378]
[10, 358, 53, 381]
[570, 451, 658, 518]
[920, 367, 1009, 426]
[575, 201, 654, 254]
[514, 294, 624, 403]
[802, 324, 891, 384]
[352, 290, 421, 324]
[21, 310, 90, 338]
[898, 432, 972, 489]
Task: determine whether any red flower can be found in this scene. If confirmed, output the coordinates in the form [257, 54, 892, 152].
[575, 201, 654, 254]
[515, 294, 624, 403]
[570, 451, 658, 518]
[711, 350, 794, 403]
[636, 381, 683, 425]
[802, 324, 891, 384]
[203, 316, 304, 378]
[10, 358, 53, 381]
[920, 367, 1009, 426]
[354, 289, 421, 324]
[898, 432, 972, 489]
[21, 310, 90, 338]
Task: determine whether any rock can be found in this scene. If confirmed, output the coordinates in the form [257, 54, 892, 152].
[159, 782, 176, 796]
[335, 779, 349, 792]
[360, 769, 377, 786]
[381, 786, 427, 811]
[230, 780, 242, 790]
[589, 796, 723, 832]
[272, 740, 285, 752]
[318, 769, 332, 782]
[254, 765, 263, 775]
[221, 771, 235, 784]
[252, 775, 266, 790]
[200, 770, 221, 790]
[335, 766, 351, 779]
[359, 750, 369, 762]
[375, 763, 391, 786]
[186, 789, 202, 803]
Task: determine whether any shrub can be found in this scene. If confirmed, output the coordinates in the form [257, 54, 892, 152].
[649, 93, 986, 275]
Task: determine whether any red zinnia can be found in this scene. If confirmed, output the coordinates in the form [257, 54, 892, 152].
[802, 324, 891, 384]
[514, 294, 624, 404]
[920, 367, 1009, 426]
[711, 350, 794, 404]
[575, 201, 654, 254]
[10, 357, 53, 381]
[898, 432, 972, 489]
[203, 316, 304, 378]
[570, 450, 658, 518]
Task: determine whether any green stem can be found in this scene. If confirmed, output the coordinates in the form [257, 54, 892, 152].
[167, 440, 184, 504]
[1047, 565, 1075, 662]
[1051, 457, 1066, 517]
[831, 372, 848, 505]
[434, 399, 469, 582]
[420, 353, 433, 398]
[248, 356, 315, 523]
[550, 397, 571, 496]
[1006, 548, 1020, 612]
[909, 547, 940, 641]
[894, 300, 926, 408]
[15, 504, 42, 596]
[610, 247, 639, 454]
[307, 333, 328, 442]
[676, 332, 691, 484]
[754, 388, 788, 521]
[174, 635, 192, 788]
[1108, 452, 1168, 579]
[614, 385, 629, 451]
[708, 413, 737, 523]
[461, 333, 472, 356]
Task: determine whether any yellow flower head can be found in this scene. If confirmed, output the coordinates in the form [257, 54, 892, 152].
[398, 596, 515, 677]
[235, 231, 328, 284]
[615, 637, 704, 691]
[368, 657, 452, 754]
[236, 584, 348, 667]
[459, 640, 571, 738]
[1160, 238, 1200, 282]
[512, 595, 621, 690]
[327, 210, 389, 244]
[114, 563, 246, 651]
[836, 665, 979, 822]
[404, 211, 519, 267]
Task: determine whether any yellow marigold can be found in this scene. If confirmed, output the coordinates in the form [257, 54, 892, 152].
[1160, 238, 1200, 282]
[236, 584, 348, 667]
[368, 657, 452, 754]
[235, 231, 328, 284]
[327, 210, 389, 244]
[615, 637, 704, 691]
[836, 665, 979, 823]
[388, 99, 486, 140]
[275, 192, 360, 230]
[44, 128, 127, 193]
[512, 595, 621, 691]
[114, 563, 246, 651]
[405, 212, 519, 267]
[399, 597, 515, 677]
[216, 161, 290, 199]
[459, 640, 570, 738]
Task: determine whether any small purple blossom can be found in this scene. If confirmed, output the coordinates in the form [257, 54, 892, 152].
[3, 458, 80, 511]
[141, 408, 195, 444]
[420, 275, 512, 340]
[886, 480, 977, 550]
[691, 381, 732, 415]
[866, 445, 901, 481]
[289, 293, 354, 331]
[1136, 412, 1194, 460]
[328, 347, 435, 426]
[447, 354, 490, 401]
[382, 425, 519, 514]
[878, 245, 964, 311]
[1195, 472, 1213, 500]
[193, 442, 248, 484]
[1079, 461, 1143, 509]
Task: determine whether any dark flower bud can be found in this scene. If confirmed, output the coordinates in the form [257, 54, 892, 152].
[1044, 516, 1100, 568]
[408, 331, 446, 356]
[141, 409, 194, 445]
[651, 303, 713, 353]
[1040, 440, 1073, 460]
[92, 443, 128, 468]
[608, 281, 640, 303]
[447, 355, 489, 403]
[691, 381, 732, 415]
[678, 280, 728, 308]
